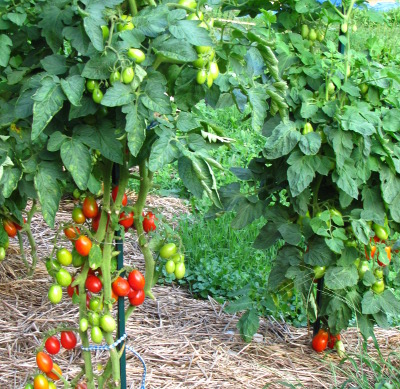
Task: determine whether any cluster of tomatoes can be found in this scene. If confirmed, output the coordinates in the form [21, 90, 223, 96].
[24, 331, 77, 389]
[300, 24, 325, 42]
[312, 328, 344, 356]
[159, 242, 186, 280]
[0, 217, 25, 262]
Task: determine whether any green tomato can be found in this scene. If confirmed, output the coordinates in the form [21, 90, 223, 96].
[86, 79, 99, 93]
[56, 268, 72, 287]
[165, 260, 176, 274]
[80, 318, 89, 332]
[46, 259, 61, 277]
[302, 122, 314, 135]
[317, 129, 327, 143]
[313, 266, 326, 280]
[56, 248, 72, 266]
[352, 24, 357, 32]
[174, 262, 186, 280]
[358, 260, 370, 279]
[372, 279, 384, 294]
[196, 46, 212, 55]
[24, 384, 34, 389]
[193, 56, 207, 68]
[127, 48, 146, 64]
[160, 243, 177, 259]
[109, 70, 121, 85]
[346, 64, 351, 78]
[101, 25, 109, 40]
[346, 240, 358, 248]
[122, 67, 134, 84]
[73, 188, 81, 199]
[196, 69, 207, 85]
[100, 314, 116, 332]
[373, 223, 389, 241]
[327, 82, 335, 95]
[170, 253, 184, 263]
[317, 30, 325, 42]
[309, 28, 317, 41]
[48, 284, 63, 304]
[206, 73, 213, 88]
[117, 15, 134, 32]
[0, 247, 5, 261]
[301, 24, 309, 39]
[91, 326, 103, 344]
[179, 0, 197, 7]
[72, 250, 86, 267]
[335, 340, 345, 357]
[341, 23, 348, 34]
[208, 62, 219, 80]
[89, 297, 103, 312]
[374, 268, 384, 280]
[92, 88, 103, 104]
[360, 83, 369, 95]
[88, 311, 100, 326]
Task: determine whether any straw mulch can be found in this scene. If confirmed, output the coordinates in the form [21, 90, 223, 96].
[1, 196, 400, 388]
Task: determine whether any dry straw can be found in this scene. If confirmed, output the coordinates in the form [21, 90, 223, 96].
[0, 197, 399, 388]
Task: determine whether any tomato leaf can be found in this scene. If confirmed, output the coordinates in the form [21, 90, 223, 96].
[230, 200, 264, 230]
[149, 133, 179, 172]
[0, 34, 13, 67]
[325, 237, 344, 254]
[299, 132, 321, 155]
[153, 36, 198, 63]
[81, 52, 118, 80]
[304, 237, 335, 266]
[253, 222, 281, 249]
[89, 244, 102, 270]
[225, 295, 254, 314]
[177, 112, 200, 133]
[361, 291, 381, 315]
[61, 75, 85, 107]
[141, 72, 172, 114]
[380, 290, 400, 316]
[324, 266, 358, 289]
[277, 223, 302, 246]
[248, 86, 268, 132]
[83, 17, 104, 52]
[236, 308, 260, 343]
[0, 167, 22, 198]
[287, 152, 318, 197]
[41, 54, 68, 75]
[124, 104, 146, 157]
[264, 121, 300, 159]
[120, 29, 146, 48]
[101, 83, 135, 107]
[170, 20, 214, 47]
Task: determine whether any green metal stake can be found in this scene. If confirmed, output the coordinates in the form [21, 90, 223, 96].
[112, 164, 127, 389]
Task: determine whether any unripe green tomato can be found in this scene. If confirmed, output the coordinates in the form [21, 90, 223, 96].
[109, 71, 121, 85]
[206, 73, 213, 88]
[48, 284, 63, 304]
[360, 83, 369, 95]
[309, 28, 317, 41]
[175, 262, 186, 280]
[165, 260, 176, 274]
[196, 69, 207, 85]
[73, 188, 81, 199]
[86, 79, 99, 93]
[72, 251, 86, 267]
[330, 209, 342, 218]
[80, 318, 89, 332]
[49, 382, 56, 389]
[209, 62, 219, 80]
[313, 265, 326, 279]
[372, 279, 384, 294]
[196, 46, 212, 55]
[92, 88, 103, 104]
[127, 48, 146, 64]
[317, 30, 325, 42]
[302, 122, 314, 135]
[374, 268, 384, 280]
[24, 384, 34, 389]
[56, 248, 72, 266]
[373, 223, 388, 241]
[89, 297, 103, 312]
[0, 247, 5, 261]
[100, 314, 116, 332]
[88, 311, 100, 326]
[178, 0, 197, 7]
[91, 326, 103, 344]
[122, 67, 134, 84]
[160, 243, 177, 259]
[170, 253, 184, 263]
[193, 56, 207, 68]
[341, 23, 348, 34]
[358, 260, 370, 279]
[346, 64, 351, 78]
[352, 24, 357, 32]
[346, 240, 358, 248]
[56, 268, 72, 287]
[117, 15, 134, 32]
[101, 25, 109, 40]
[353, 258, 360, 268]
[327, 82, 335, 95]
[335, 340, 345, 357]
[301, 24, 309, 39]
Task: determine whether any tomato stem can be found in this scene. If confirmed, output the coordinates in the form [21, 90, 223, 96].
[128, 0, 138, 16]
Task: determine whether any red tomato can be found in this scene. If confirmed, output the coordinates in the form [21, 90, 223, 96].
[64, 226, 80, 240]
[327, 333, 341, 349]
[112, 277, 130, 297]
[75, 236, 92, 256]
[67, 277, 79, 297]
[45, 336, 60, 355]
[128, 269, 145, 291]
[143, 212, 157, 233]
[82, 196, 99, 219]
[92, 212, 101, 232]
[86, 275, 103, 293]
[36, 352, 53, 373]
[46, 363, 62, 381]
[312, 329, 329, 352]
[61, 331, 77, 350]
[129, 289, 145, 306]
[3, 219, 17, 237]
[119, 211, 134, 228]
[112, 186, 128, 206]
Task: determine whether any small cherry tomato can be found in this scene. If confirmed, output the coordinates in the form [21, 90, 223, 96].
[327, 333, 341, 349]
[128, 269, 145, 290]
[48, 284, 63, 304]
[160, 243, 177, 259]
[3, 219, 17, 237]
[36, 352, 53, 373]
[75, 236, 92, 257]
[92, 88, 104, 104]
[61, 331, 77, 350]
[127, 48, 146, 64]
[112, 277, 130, 297]
[86, 80, 99, 93]
[119, 211, 134, 228]
[109, 70, 121, 85]
[174, 262, 186, 279]
[142, 211, 157, 233]
[91, 326, 103, 344]
[72, 207, 86, 224]
[64, 226, 80, 240]
[129, 289, 145, 306]
[312, 329, 328, 352]
[82, 196, 98, 219]
[122, 67, 134, 84]
[46, 363, 62, 381]
[86, 275, 103, 293]
[33, 374, 49, 389]
[56, 247, 72, 266]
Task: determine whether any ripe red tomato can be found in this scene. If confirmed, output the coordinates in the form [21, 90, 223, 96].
[327, 333, 341, 349]
[128, 269, 145, 291]
[75, 235, 92, 256]
[46, 363, 62, 381]
[33, 374, 49, 389]
[112, 186, 128, 206]
[143, 211, 157, 233]
[82, 196, 98, 219]
[119, 211, 134, 228]
[61, 331, 77, 350]
[45, 336, 60, 355]
[112, 277, 130, 297]
[36, 352, 53, 373]
[129, 289, 145, 306]
[72, 207, 86, 224]
[312, 329, 328, 352]
[86, 275, 103, 293]
[3, 219, 17, 237]
[64, 226, 80, 240]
